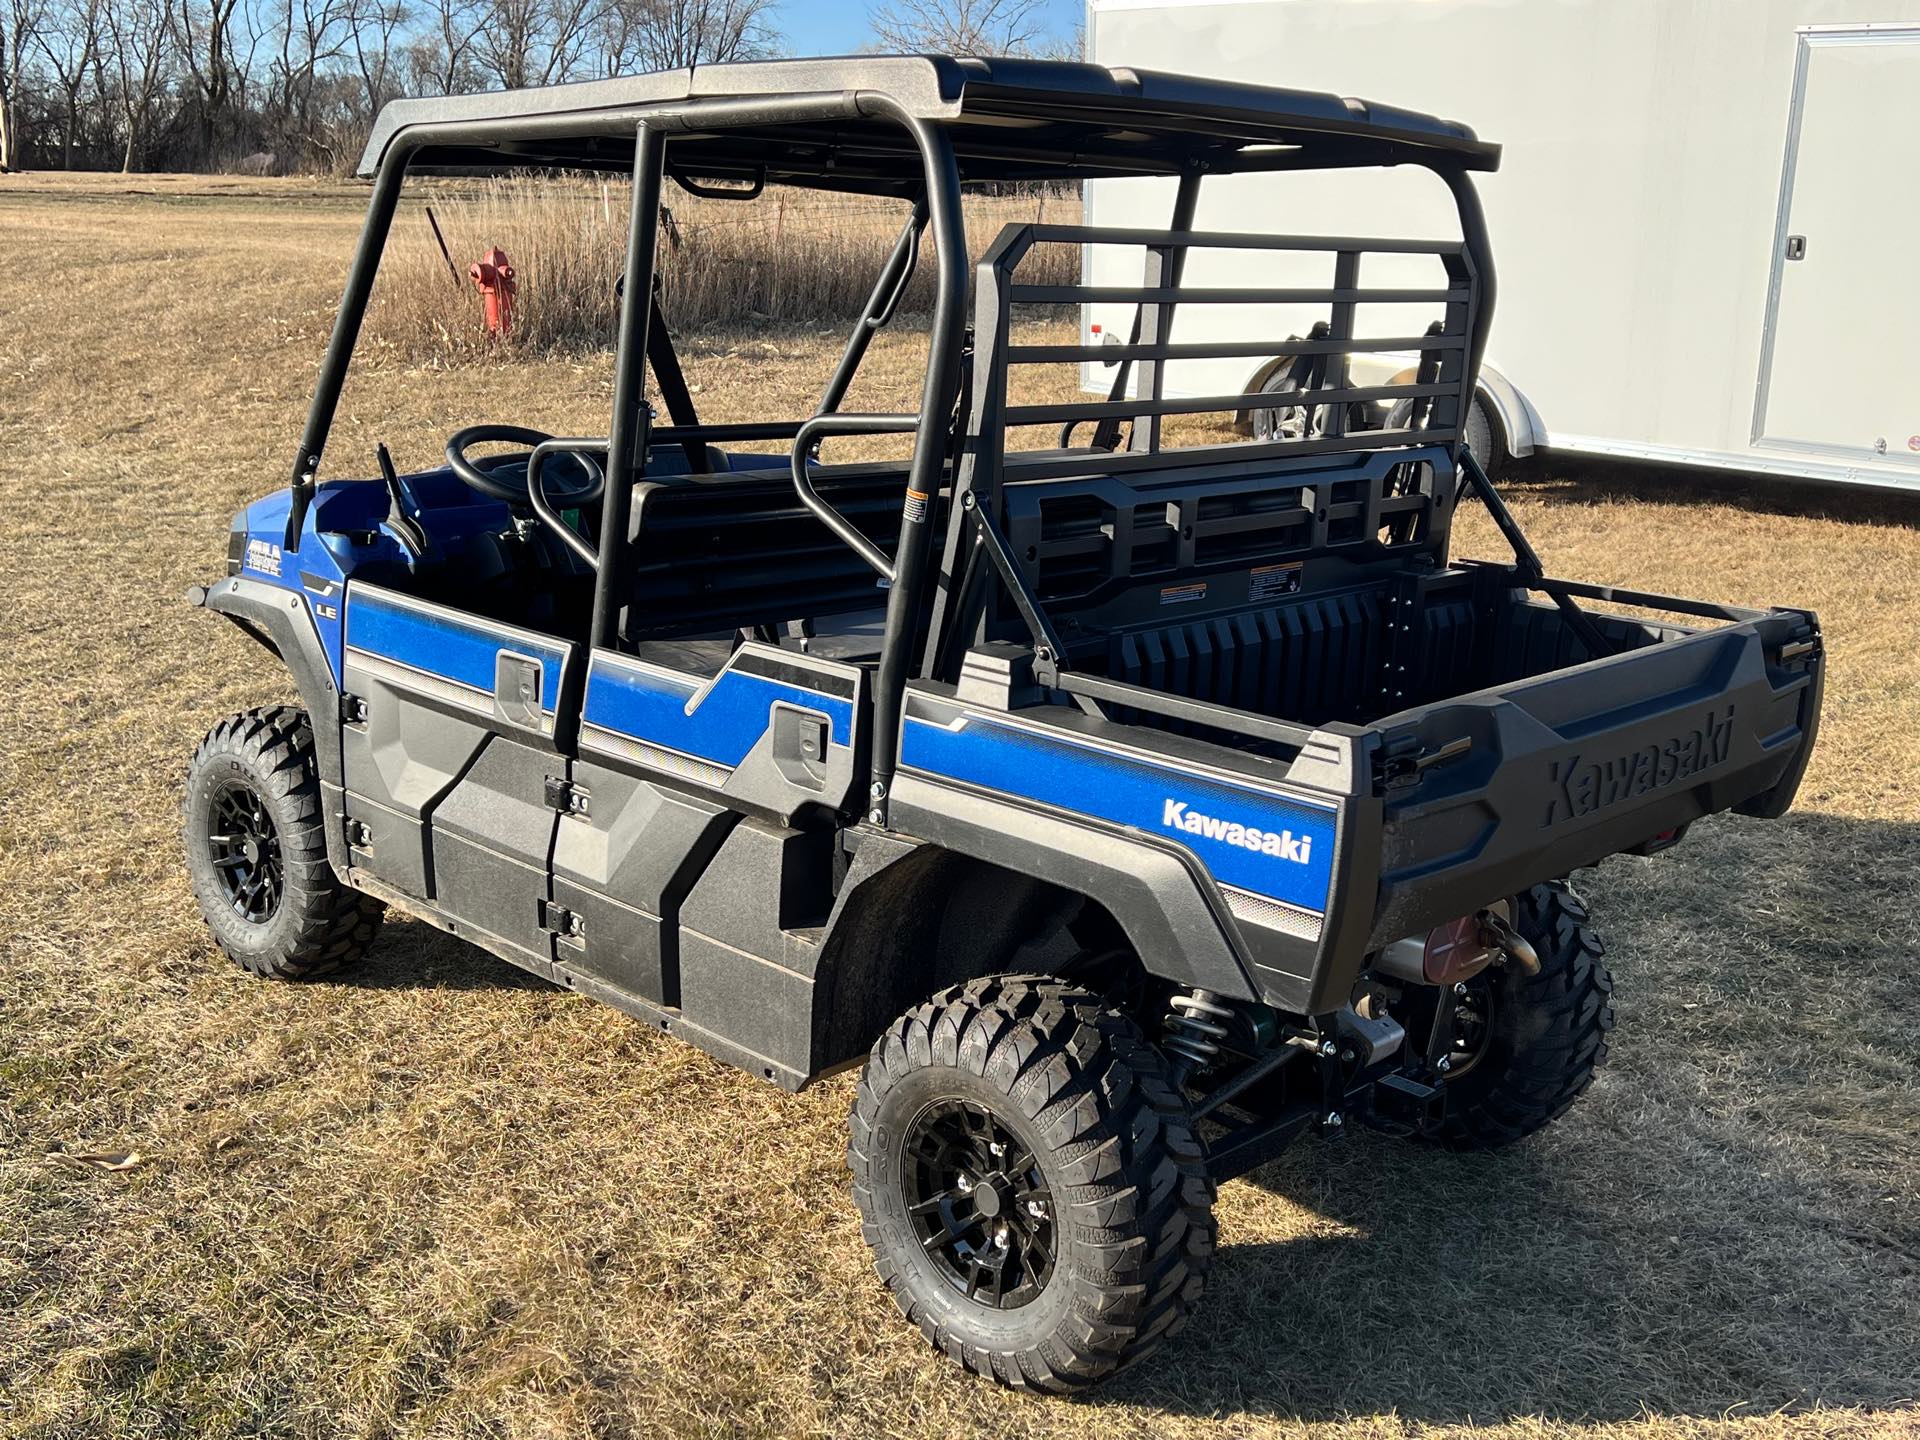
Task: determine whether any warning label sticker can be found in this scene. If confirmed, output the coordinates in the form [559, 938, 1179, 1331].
[1249, 561, 1303, 603]
[1159, 581, 1208, 606]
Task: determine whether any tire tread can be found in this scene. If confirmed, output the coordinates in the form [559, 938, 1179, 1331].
[184, 705, 383, 980]
[1431, 880, 1613, 1150]
[848, 975, 1215, 1393]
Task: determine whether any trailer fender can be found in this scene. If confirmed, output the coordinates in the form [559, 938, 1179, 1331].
[188, 574, 351, 877]
[1233, 354, 1540, 459]
[1473, 360, 1541, 458]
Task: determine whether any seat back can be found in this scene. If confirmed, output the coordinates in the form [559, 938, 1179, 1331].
[617, 464, 921, 643]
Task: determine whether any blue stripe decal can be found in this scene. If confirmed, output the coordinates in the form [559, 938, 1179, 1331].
[902, 713, 1337, 914]
[583, 657, 854, 769]
[347, 592, 565, 711]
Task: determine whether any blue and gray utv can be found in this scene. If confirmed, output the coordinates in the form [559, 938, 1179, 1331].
[183, 57, 1824, 1392]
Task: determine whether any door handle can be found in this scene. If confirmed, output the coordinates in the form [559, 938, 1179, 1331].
[770, 702, 830, 790]
[495, 651, 545, 729]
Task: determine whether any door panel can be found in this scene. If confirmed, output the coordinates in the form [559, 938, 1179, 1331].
[340, 582, 575, 919]
[549, 762, 738, 1006]
[1758, 29, 1920, 464]
[430, 734, 563, 964]
[344, 584, 571, 737]
[578, 642, 866, 822]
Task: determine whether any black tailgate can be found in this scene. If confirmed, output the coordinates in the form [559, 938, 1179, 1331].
[1362, 605, 1822, 950]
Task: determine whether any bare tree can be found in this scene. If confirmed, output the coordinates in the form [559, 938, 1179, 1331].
[36, 0, 103, 166]
[596, 0, 775, 75]
[869, 0, 1063, 57]
[262, 0, 352, 166]
[1, 0, 48, 168]
[101, 0, 168, 169]
[404, 0, 483, 94]
[472, 0, 598, 89]
[170, 0, 245, 161]
[345, 0, 403, 121]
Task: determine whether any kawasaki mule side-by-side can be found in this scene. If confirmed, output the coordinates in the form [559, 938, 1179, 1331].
[180, 57, 1823, 1392]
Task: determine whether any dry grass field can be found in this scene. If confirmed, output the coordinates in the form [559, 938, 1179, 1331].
[3, 173, 1918, 1440]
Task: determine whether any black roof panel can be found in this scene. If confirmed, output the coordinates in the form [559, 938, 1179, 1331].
[355, 55, 1498, 184]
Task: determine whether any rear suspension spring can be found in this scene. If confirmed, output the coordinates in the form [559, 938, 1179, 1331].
[1163, 988, 1234, 1078]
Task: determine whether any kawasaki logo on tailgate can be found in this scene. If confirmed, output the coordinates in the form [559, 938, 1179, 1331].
[1543, 705, 1734, 827]
[1162, 800, 1313, 864]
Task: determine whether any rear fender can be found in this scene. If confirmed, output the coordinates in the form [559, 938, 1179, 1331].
[807, 835, 1092, 1072]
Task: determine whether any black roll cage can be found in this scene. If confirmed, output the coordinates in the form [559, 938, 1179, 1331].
[283, 60, 1504, 809]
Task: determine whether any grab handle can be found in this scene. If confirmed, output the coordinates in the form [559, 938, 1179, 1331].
[788, 413, 920, 581]
[527, 438, 609, 568]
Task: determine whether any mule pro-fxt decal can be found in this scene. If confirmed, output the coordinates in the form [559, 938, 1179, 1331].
[900, 706, 1337, 919]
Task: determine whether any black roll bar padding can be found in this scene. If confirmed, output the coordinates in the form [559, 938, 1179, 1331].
[527, 438, 608, 568]
[787, 413, 921, 581]
[1455, 446, 1613, 659]
[1079, 168, 1202, 454]
[866, 111, 968, 817]
[816, 199, 928, 422]
[1438, 163, 1497, 394]
[589, 121, 669, 653]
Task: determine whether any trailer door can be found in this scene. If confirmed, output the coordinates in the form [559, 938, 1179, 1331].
[1756, 27, 1920, 469]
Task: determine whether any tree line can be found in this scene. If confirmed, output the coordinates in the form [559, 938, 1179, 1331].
[0, 0, 1061, 174]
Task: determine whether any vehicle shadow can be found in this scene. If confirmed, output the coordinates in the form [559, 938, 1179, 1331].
[1095, 1131, 1914, 1425]
[321, 806, 1919, 1427]
[1091, 810, 1920, 1426]
[344, 914, 561, 994]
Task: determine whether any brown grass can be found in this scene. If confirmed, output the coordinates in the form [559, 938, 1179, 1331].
[358, 175, 1080, 361]
[3, 174, 1919, 1440]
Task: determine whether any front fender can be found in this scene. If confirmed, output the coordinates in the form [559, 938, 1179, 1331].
[189, 574, 349, 876]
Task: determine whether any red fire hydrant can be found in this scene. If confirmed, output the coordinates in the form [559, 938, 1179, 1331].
[469, 246, 516, 338]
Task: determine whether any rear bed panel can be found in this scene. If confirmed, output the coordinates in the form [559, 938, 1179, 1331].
[1357, 607, 1822, 954]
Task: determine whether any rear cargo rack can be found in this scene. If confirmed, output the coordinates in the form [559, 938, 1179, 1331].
[927, 220, 1486, 700]
[963, 222, 1480, 485]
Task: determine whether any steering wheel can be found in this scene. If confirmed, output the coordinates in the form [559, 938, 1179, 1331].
[445, 425, 605, 507]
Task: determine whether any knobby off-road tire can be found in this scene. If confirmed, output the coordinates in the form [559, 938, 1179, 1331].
[183, 705, 383, 980]
[849, 975, 1216, 1392]
[1430, 879, 1614, 1150]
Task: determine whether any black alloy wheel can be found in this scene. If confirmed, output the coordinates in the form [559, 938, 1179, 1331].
[206, 779, 285, 923]
[902, 1097, 1055, 1309]
[183, 706, 384, 980]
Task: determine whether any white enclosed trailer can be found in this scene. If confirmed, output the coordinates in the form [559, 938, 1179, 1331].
[1083, 0, 1920, 491]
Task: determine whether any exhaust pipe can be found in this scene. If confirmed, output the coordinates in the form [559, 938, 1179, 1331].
[1480, 908, 1541, 975]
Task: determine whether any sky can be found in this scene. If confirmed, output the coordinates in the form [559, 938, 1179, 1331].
[776, 0, 1087, 59]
